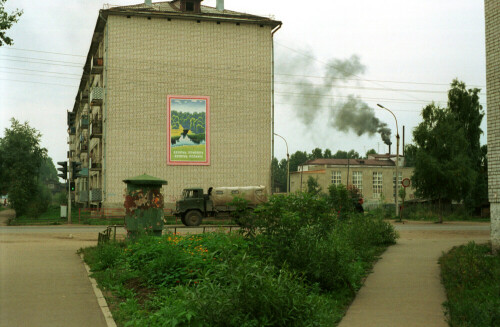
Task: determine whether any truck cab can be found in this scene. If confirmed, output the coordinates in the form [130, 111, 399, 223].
[175, 188, 208, 226]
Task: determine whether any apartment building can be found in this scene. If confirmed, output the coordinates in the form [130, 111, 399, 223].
[485, 0, 500, 251]
[67, 0, 281, 208]
[290, 154, 415, 205]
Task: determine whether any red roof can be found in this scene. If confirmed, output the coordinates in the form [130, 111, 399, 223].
[302, 158, 395, 167]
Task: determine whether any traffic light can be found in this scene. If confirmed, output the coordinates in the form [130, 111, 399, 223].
[70, 182, 75, 192]
[57, 161, 68, 180]
[71, 162, 82, 180]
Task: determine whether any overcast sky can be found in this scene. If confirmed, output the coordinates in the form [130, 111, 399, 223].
[0, 0, 487, 167]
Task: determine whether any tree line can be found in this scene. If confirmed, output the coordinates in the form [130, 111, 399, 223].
[0, 119, 59, 217]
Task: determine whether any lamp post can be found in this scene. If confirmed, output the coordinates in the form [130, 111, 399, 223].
[274, 133, 290, 194]
[377, 104, 400, 219]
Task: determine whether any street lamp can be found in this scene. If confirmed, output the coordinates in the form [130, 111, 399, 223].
[274, 133, 290, 194]
[377, 104, 400, 219]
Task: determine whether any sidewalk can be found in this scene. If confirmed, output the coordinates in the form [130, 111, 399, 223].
[338, 223, 490, 327]
[0, 210, 109, 327]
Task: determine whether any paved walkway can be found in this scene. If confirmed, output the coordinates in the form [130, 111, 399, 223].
[0, 209, 109, 327]
[338, 222, 491, 327]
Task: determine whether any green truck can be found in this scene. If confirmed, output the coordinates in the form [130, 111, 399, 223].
[174, 186, 267, 226]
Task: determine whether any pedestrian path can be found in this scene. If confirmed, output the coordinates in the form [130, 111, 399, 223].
[338, 223, 490, 327]
[0, 219, 108, 327]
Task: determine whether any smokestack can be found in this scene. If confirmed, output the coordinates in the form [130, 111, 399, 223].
[145, 0, 152, 6]
[389, 143, 391, 155]
[216, 0, 224, 11]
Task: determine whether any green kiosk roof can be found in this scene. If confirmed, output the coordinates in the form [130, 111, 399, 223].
[123, 174, 168, 185]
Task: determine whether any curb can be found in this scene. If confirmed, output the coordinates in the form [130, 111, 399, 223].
[79, 253, 117, 327]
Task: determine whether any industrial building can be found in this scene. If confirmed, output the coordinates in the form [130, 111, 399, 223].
[290, 154, 415, 206]
[66, 0, 281, 208]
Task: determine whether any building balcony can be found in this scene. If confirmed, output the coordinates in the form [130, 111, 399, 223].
[90, 157, 102, 171]
[69, 127, 76, 135]
[91, 57, 103, 74]
[90, 120, 103, 139]
[90, 188, 102, 202]
[90, 87, 104, 106]
[80, 116, 89, 129]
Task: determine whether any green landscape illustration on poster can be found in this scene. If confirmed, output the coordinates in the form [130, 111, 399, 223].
[169, 98, 207, 163]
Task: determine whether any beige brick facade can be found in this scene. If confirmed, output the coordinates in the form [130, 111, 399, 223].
[485, 0, 500, 251]
[290, 160, 415, 206]
[68, 2, 280, 209]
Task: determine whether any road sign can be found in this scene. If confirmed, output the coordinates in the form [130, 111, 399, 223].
[402, 178, 411, 188]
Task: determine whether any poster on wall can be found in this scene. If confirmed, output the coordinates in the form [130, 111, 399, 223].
[167, 95, 210, 165]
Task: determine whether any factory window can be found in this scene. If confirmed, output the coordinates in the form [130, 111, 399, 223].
[393, 172, 402, 198]
[331, 171, 341, 185]
[352, 171, 363, 193]
[373, 172, 383, 198]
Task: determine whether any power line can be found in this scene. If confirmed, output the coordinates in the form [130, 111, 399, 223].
[1, 47, 87, 58]
[0, 54, 83, 66]
[0, 78, 78, 88]
[0, 66, 81, 76]
[0, 70, 81, 80]
[0, 58, 83, 68]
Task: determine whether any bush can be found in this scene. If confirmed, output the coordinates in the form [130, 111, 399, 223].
[25, 183, 52, 218]
[440, 242, 500, 327]
[134, 254, 334, 327]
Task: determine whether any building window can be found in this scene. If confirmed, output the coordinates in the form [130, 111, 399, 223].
[373, 172, 383, 198]
[331, 171, 341, 185]
[352, 171, 363, 193]
[393, 172, 403, 198]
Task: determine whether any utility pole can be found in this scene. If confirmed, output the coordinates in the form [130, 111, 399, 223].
[68, 159, 72, 224]
[377, 104, 400, 218]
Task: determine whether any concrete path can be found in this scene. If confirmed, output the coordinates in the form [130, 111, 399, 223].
[0, 209, 110, 327]
[338, 221, 491, 327]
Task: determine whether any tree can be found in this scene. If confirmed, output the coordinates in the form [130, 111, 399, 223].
[289, 150, 308, 172]
[309, 148, 323, 160]
[365, 148, 377, 158]
[0, 0, 23, 46]
[323, 148, 333, 158]
[0, 119, 47, 216]
[404, 144, 417, 167]
[306, 176, 322, 195]
[412, 103, 477, 222]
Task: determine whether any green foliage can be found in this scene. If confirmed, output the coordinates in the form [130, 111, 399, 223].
[0, 119, 47, 216]
[306, 176, 322, 195]
[365, 148, 377, 158]
[411, 80, 486, 211]
[171, 110, 206, 134]
[82, 195, 398, 327]
[327, 183, 354, 217]
[0, 0, 23, 46]
[440, 242, 500, 327]
[25, 182, 52, 218]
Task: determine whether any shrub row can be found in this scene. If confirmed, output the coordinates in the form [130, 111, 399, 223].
[83, 192, 398, 326]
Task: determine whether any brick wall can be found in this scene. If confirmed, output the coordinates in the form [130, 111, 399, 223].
[485, 0, 500, 251]
[102, 15, 273, 207]
[289, 166, 415, 204]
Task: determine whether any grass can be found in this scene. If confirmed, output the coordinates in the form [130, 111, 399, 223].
[8, 205, 79, 225]
[367, 203, 490, 222]
[439, 242, 500, 326]
[82, 193, 398, 326]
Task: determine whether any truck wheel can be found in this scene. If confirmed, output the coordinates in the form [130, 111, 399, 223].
[180, 215, 187, 226]
[185, 210, 202, 226]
